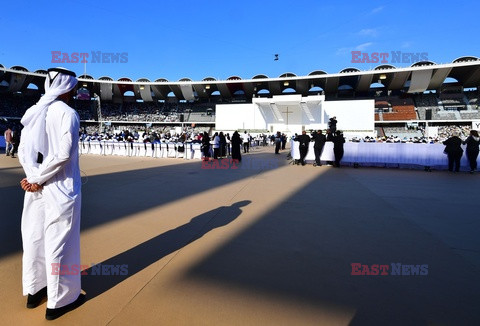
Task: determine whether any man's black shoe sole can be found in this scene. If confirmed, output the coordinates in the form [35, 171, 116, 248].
[45, 293, 86, 320]
[26, 287, 47, 309]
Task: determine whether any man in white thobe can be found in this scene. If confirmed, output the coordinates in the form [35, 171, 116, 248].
[18, 67, 84, 320]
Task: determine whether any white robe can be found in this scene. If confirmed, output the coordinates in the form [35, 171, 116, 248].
[19, 100, 82, 309]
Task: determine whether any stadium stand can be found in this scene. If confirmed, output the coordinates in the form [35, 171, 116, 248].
[0, 93, 39, 118]
[413, 93, 438, 120]
[376, 96, 417, 121]
[1, 58, 479, 144]
[465, 90, 479, 108]
[73, 99, 95, 121]
[383, 126, 423, 139]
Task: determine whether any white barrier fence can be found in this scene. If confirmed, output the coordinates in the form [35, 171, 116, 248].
[290, 141, 479, 170]
[79, 141, 203, 159]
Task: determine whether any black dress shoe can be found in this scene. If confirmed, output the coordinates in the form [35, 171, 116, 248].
[45, 293, 86, 320]
[26, 286, 47, 308]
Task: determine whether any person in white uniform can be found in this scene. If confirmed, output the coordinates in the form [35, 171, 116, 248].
[18, 67, 85, 320]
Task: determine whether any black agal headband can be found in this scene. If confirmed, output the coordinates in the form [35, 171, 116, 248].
[47, 67, 77, 86]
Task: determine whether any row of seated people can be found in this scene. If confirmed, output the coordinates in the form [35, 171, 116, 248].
[79, 123, 472, 147]
[0, 94, 177, 122]
[98, 101, 215, 122]
[0, 94, 39, 117]
[378, 125, 472, 143]
[437, 125, 472, 140]
[99, 102, 174, 122]
[80, 124, 212, 142]
[78, 138, 202, 158]
[73, 100, 96, 120]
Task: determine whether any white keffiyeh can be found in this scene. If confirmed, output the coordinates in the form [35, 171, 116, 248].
[19, 69, 77, 172]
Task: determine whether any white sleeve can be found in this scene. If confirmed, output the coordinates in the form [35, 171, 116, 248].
[27, 113, 76, 185]
[18, 135, 38, 180]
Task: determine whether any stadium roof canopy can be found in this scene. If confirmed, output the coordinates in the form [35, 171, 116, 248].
[1, 56, 479, 102]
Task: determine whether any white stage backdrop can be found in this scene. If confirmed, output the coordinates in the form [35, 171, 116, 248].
[215, 103, 265, 131]
[323, 99, 375, 138]
[216, 96, 374, 138]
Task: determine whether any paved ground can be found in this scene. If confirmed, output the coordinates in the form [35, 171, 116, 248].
[1, 145, 479, 325]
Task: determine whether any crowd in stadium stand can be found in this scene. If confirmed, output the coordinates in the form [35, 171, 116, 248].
[94, 101, 215, 123]
[2, 90, 478, 124]
[1, 91, 479, 147]
[374, 91, 480, 121]
[73, 100, 95, 121]
[0, 93, 217, 123]
[354, 125, 472, 144]
[0, 94, 39, 118]
[79, 124, 214, 143]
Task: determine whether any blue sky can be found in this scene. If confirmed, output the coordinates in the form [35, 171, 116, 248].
[1, 0, 479, 81]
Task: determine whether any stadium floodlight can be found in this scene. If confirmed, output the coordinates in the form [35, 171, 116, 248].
[283, 81, 289, 86]
[379, 74, 387, 80]
[205, 85, 210, 90]
[140, 85, 145, 90]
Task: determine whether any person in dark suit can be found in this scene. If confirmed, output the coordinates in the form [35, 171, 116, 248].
[443, 132, 463, 172]
[231, 131, 242, 162]
[219, 132, 226, 158]
[226, 133, 231, 156]
[274, 131, 282, 154]
[295, 131, 311, 166]
[312, 130, 326, 166]
[325, 129, 334, 165]
[281, 133, 287, 150]
[328, 116, 337, 133]
[462, 130, 479, 173]
[333, 130, 345, 167]
[201, 132, 211, 161]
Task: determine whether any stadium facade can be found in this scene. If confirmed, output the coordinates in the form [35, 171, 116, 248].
[1, 57, 479, 137]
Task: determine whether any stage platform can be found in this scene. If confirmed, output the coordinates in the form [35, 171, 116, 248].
[1, 145, 479, 325]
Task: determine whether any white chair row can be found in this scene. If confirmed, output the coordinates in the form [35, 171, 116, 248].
[79, 141, 203, 160]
